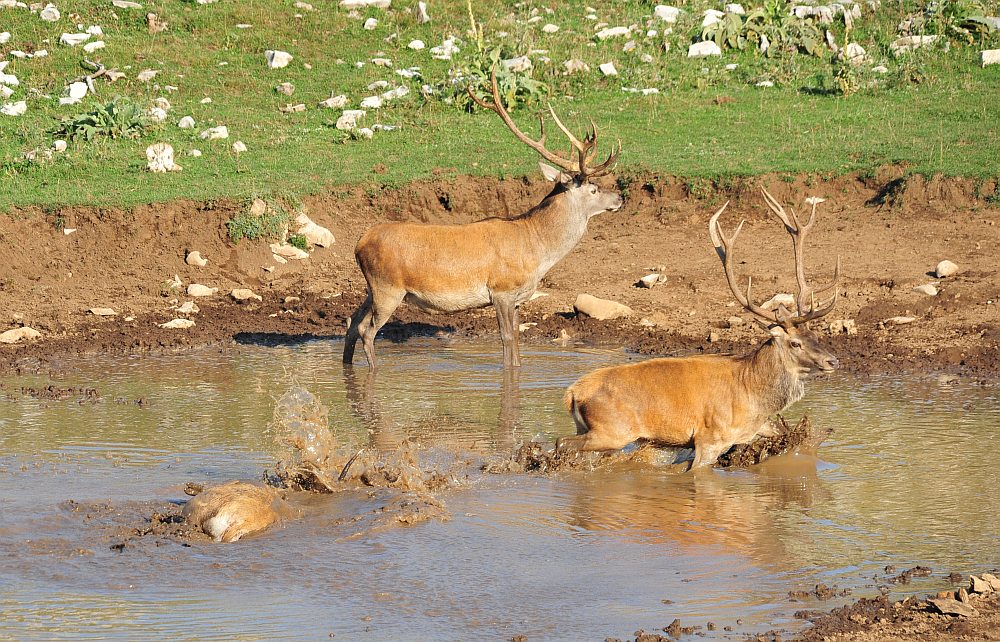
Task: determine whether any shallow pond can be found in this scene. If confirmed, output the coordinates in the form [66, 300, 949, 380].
[1, 339, 998, 641]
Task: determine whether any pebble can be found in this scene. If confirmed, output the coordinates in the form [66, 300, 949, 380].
[265, 50, 293, 69]
[688, 41, 722, 57]
[912, 283, 938, 296]
[185, 251, 208, 267]
[89, 308, 118, 316]
[883, 316, 916, 325]
[599, 62, 618, 76]
[159, 318, 195, 329]
[176, 301, 199, 314]
[200, 125, 229, 140]
[636, 274, 661, 288]
[573, 294, 633, 320]
[231, 288, 262, 302]
[275, 82, 294, 96]
[726, 315, 745, 328]
[187, 284, 218, 297]
[270, 243, 309, 260]
[0, 327, 41, 344]
[935, 260, 959, 278]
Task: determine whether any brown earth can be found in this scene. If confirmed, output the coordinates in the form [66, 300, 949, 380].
[2, 169, 999, 380]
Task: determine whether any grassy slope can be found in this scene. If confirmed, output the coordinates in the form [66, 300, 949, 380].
[0, 0, 998, 209]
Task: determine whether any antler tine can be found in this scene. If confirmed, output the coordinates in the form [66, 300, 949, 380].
[467, 67, 578, 173]
[547, 104, 586, 151]
[584, 139, 621, 178]
[584, 119, 600, 166]
[759, 186, 795, 232]
[709, 203, 779, 324]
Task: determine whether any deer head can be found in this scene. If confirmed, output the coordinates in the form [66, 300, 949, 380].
[709, 187, 841, 374]
[468, 69, 623, 218]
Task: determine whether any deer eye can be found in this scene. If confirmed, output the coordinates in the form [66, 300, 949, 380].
[790, 340, 802, 349]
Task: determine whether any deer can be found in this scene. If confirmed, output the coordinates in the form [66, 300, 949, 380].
[343, 70, 622, 371]
[557, 187, 841, 469]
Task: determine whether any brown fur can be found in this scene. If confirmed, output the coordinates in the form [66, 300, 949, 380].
[558, 325, 838, 469]
[182, 481, 289, 543]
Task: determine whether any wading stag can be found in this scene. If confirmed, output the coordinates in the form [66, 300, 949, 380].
[343, 71, 622, 371]
[558, 187, 841, 469]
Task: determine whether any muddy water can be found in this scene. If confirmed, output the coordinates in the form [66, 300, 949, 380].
[1, 339, 997, 641]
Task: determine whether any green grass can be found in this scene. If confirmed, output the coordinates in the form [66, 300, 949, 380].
[1, 0, 998, 209]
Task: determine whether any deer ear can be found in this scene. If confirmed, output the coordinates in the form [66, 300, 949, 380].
[769, 325, 787, 339]
[539, 162, 572, 183]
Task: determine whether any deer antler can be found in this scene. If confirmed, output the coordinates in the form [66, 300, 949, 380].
[709, 203, 784, 324]
[759, 187, 841, 325]
[467, 67, 620, 180]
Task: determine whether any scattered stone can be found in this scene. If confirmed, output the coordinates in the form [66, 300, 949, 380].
[40, 3, 59, 21]
[970, 575, 993, 594]
[982, 49, 1000, 67]
[185, 251, 208, 267]
[66, 81, 89, 102]
[912, 283, 938, 296]
[200, 125, 229, 140]
[363, 17, 377, 30]
[147, 107, 168, 123]
[829, 319, 858, 335]
[429, 37, 459, 60]
[542, 23, 559, 33]
[293, 1, 314, 10]
[890, 35, 938, 56]
[574, 294, 633, 320]
[563, 59, 590, 74]
[599, 62, 618, 76]
[231, 288, 262, 302]
[0, 327, 41, 344]
[188, 149, 202, 157]
[82, 40, 105, 53]
[232, 141, 247, 153]
[0, 100, 26, 117]
[708, 331, 721, 342]
[89, 307, 117, 316]
[503, 56, 532, 72]
[407, 39, 425, 50]
[340, 0, 390, 7]
[596, 26, 630, 40]
[187, 284, 218, 297]
[688, 41, 722, 57]
[761, 292, 795, 311]
[159, 318, 195, 329]
[927, 598, 978, 617]
[336, 109, 366, 130]
[0, 33, 9, 45]
[371, 57, 392, 67]
[265, 50, 293, 69]
[177, 115, 195, 129]
[146, 143, 182, 172]
[982, 574, 1000, 591]
[636, 274, 661, 288]
[654, 5, 680, 22]
[200, 97, 212, 104]
[176, 301, 199, 314]
[59, 32, 91, 46]
[727, 315, 745, 328]
[725, 3, 746, 14]
[147, 12, 167, 33]
[839, 42, 868, 66]
[702, 8, 725, 26]
[294, 211, 335, 247]
[756, 80, 775, 87]
[270, 243, 309, 260]
[935, 260, 959, 278]
[883, 316, 916, 325]
[112, 0, 143, 7]
[356, 127, 374, 139]
[414, 0, 430, 23]
[52, 140, 67, 152]
[360, 96, 383, 109]
[275, 82, 295, 96]
[137, 69, 158, 82]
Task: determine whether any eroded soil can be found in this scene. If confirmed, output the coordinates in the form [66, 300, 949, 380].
[2, 170, 998, 379]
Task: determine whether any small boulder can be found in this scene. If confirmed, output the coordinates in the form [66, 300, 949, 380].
[636, 274, 661, 288]
[200, 125, 229, 140]
[275, 82, 294, 96]
[727, 315, 745, 328]
[761, 292, 795, 311]
[688, 41, 722, 58]
[970, 575, 993, 594]
[890, 35, 938, 56]
[935, 260, 959, 278]
[185, 251, 208, 267]
[294, 211, 335, 247]
[574, 294, 633, 320]
[599, 62, 618, 76]
[265, 50, 293, 69]
[177, 115, 195, 129]
[146, 143, 182, 172]
[414, 1, 430, 23]
[40, 3, 60, 21]
[231, 288, 262, 302]
[176, 301, 199, 314]
[159, 318, 195, 329]
[982, 573, 1000, 591]
[982, 49, 1000, 67]
[270, 243, 309, 260]
[913, 283, 938, 296]
[187, 284, 218, 297]
[596, 26, 630, 40]
[829, 319, 858, 335]
[0, 327, 41, 343]
[336, 109, 366, 131]
[927, 597, 978, 618]
[89, 307, 117, 316]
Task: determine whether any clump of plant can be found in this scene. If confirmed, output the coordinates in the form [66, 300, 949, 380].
[227, 197, 291, 243]
[53, 96, 150, 142]
[904, 0, 996, 43]
[701, 0, 824, 56]
[287, 234, 308, 250]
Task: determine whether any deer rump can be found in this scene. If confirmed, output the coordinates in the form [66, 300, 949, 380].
[356, 220, 546, 313]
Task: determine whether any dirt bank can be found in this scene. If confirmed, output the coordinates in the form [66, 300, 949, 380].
[2, 170, 999, 379]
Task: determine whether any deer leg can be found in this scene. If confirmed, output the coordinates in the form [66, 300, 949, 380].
[343, 294, 373, 364]
[362, 288, 405, 372]
[493, 298, 521, 368]
[691, 441, 729, 470]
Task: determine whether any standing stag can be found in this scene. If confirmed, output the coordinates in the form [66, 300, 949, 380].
[343, 71, 622, 370]
[558, 187, 841, 469]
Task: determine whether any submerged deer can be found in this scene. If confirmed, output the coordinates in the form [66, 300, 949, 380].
[558, 187, 841, 469]
[343, 70, 622, 371]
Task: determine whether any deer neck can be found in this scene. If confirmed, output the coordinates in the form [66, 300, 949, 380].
[739, 338, 805, 417]
[518, 193, 589, 271]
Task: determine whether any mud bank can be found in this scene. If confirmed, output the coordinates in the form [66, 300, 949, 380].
[2, 171, 999, 379]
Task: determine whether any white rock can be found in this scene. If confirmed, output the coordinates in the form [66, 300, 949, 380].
[269, 243, 309, 260]
[599, 62, 618, 76]
[82, 40, 105, 53]
[542, 23, 559, 33]
[185, 250, 208, 267]
[872, 65, 889, 74]
[1, 101, 27, 116]
[688, 41, 722, 57]
[265, 50, 293, 69]
[232, 140, 247, 153]
[503, 55, 533, 72]
[0, 327, 41, 344]
[200, 125, 229, 140]
[725, 3, 746, 14]
[318, 94, 348, 109]
[371, 57, 392, 67]
[187, 284, 218, 297]
[279, 103, 306, 113]
[339, 0, 390, 7]
[137, 69, 158, 82]
[275, 82, 295, 96]
[596, 26, 630, 40]
[63, 228, 76, 235]
[760, 33, 770, 53]
[356, 127, 374, 139]
[563, 59, 590, 74]
[761, 292, 795, 311]
[166, 274, 183, 290]
[360, 96, 383, 109]
[177, 115, 195, 129]
[368, 80, 390, 91]
[935, 260, 959, 278]
[982, 49, 1000, 67]
[67, 81, 88, 100]
[0, 86, 13, 99]
[336, 109, 366, 130]
[231, 288, 262, 302]
[414, 0, 430, 23]
[883, 316, 916, 325]
[200, 97, 212, 104]
[654, 5, 680, 22]
[574, 294, 633, 320]
[293, 1, 314, 10]
[828, 319, 858, 335]
[407, 39, 425, 50]
[363, 17, 378, 29]
[40, 3, 59, 21]
[87, 25, 104, 36]
[913, 283, 938, 296]
[725, 63, 739, 70]
[429, 37, 459, 60]
[52, 139, 67, 152]
[756, 80, 774, 87]
[159, 318, 195, 329]
[636, 273, 661, 288]
[112, 0, 143, 8]
[153, 97, 171, 111]
[147, 107, 168, 123]
[59, 32, 90, 46]
[702, 9, 724, 26]
[839, 42, 868, 66]
[146, 143, 182, 172]
[188, 149, 202, 157]
[294, 211, 335, 247]
[0, 32, 9, 45]
[176, 301, 199, 314]
[89, 307, 117, 316]
[890, 35, 938, 56]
